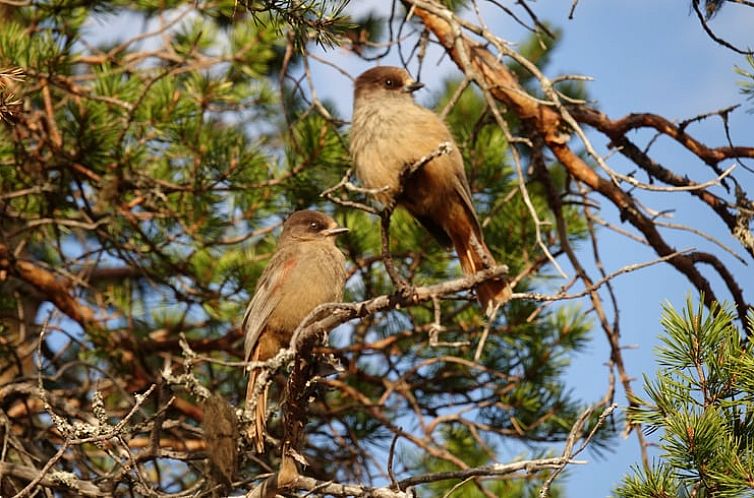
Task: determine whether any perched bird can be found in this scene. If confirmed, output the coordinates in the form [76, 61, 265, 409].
[243, 210, 348, 452]
[350, 66, 510, 316]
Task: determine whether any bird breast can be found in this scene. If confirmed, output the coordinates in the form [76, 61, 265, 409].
[351, 99, 453, 203]
[267, 242, 346, 334]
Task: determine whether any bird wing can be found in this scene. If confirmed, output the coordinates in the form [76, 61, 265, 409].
[242, 250, 299, 362]
[448, 150, 483, 239]
[426, 115, 483, 238]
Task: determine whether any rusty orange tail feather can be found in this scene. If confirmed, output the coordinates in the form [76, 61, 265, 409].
[476, 278, 512, 316]
[452, 230, 511, 317]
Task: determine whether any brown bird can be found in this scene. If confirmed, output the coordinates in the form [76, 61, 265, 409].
[350, 66, 510, 316]
[243, 210, 348, 452]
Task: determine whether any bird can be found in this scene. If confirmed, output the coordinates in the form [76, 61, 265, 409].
[350, 66, 510, 316]
[242, 210, 348, 452]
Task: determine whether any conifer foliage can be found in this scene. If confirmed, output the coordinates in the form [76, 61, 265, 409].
[615, 298, 754, 497]
[0, 0, 752, 497]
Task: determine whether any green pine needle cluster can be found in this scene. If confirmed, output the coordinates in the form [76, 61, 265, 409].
[737, 55, 754, 109]
[614, 297, 754, 498]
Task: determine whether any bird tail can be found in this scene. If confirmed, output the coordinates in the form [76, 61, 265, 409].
[245, 356, 268, 453]
[453, 230, 511, 317]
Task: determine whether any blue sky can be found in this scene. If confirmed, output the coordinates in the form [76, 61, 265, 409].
[307, 1, 754, 496]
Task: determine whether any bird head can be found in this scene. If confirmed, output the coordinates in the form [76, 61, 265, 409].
[353, 66, 424, 104]
[280, 210, 348, 243]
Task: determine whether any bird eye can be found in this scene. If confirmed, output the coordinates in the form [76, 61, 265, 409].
[385, 78, 394, 88]
[309, 221, 321, 231]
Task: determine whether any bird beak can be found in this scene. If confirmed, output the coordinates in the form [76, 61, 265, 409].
[322, 227, 349, 237]
[402, 80, 424, 93]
